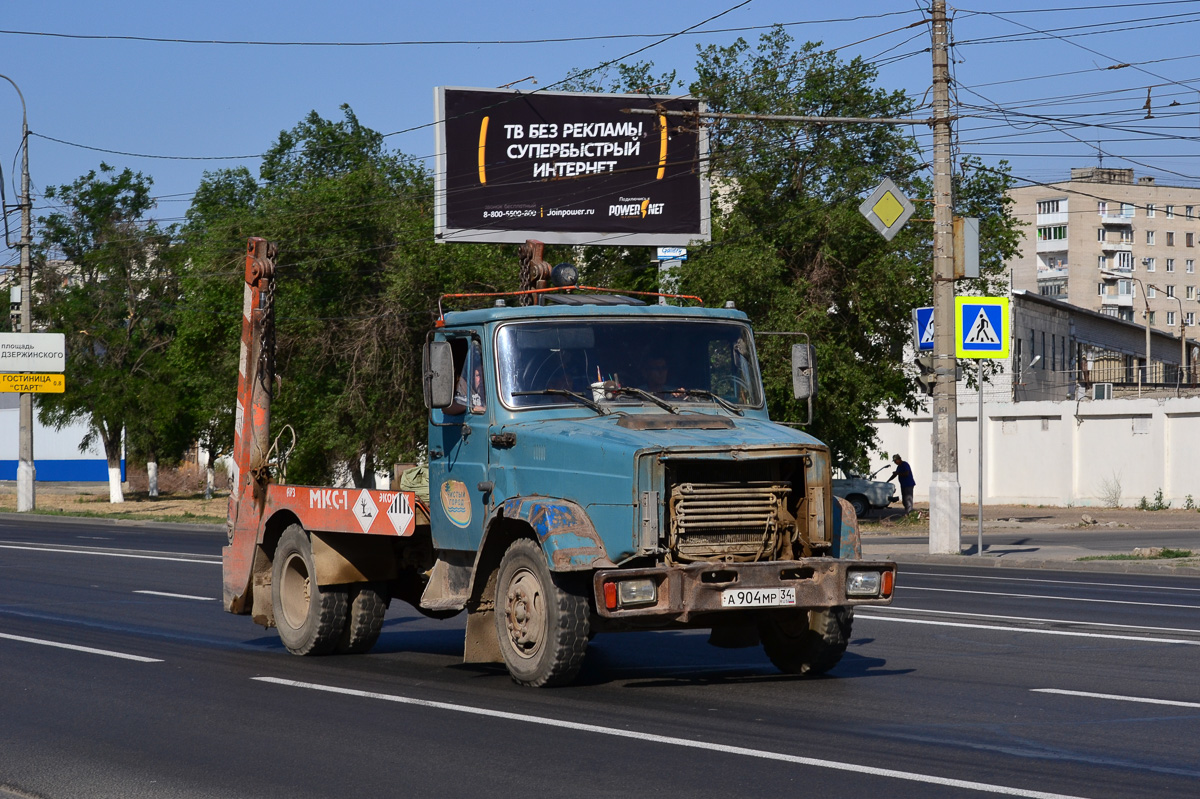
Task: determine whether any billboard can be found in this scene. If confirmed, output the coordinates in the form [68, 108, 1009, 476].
[434, 86, 709, 246]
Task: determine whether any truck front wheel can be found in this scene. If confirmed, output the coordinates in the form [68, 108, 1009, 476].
[272, 525, 348, 656]
[758, 606, 853, 676]
[494, 539, 589, 687]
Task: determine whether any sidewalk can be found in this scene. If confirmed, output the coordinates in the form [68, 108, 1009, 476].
[860, 503, 1200, 575]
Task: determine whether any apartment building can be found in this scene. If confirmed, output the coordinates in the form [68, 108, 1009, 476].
[1009, 167, 1200, 337]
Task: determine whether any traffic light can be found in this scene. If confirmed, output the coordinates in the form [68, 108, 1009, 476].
[915, 354, 963, 396]
[915, 354, 936, 396]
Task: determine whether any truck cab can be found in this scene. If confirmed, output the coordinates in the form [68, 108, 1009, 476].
[422, 294, 895, 685]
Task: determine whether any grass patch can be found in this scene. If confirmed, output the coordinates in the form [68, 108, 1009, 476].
[1078, 548, 1195, 561]
[30, 508, 225, 525]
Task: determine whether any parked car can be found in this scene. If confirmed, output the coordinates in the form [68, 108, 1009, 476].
[833, 473, 897, 517]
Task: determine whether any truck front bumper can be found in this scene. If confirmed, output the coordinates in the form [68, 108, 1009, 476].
[592, 558, 895, 622]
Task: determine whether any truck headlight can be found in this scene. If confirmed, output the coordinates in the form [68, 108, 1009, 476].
[846, 571, 882, 597]
[617, 578, 657, 607]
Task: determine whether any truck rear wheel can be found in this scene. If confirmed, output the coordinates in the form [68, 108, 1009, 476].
[272, 525, 347, 656]
[337, 583, 388, 654]
[494, 539, 589, 687]
[758, 606, 853, 676]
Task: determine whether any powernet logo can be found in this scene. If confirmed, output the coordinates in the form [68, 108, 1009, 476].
[609, 197, 665, 219]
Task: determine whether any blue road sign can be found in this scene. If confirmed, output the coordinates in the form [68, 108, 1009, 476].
[955, 296, 1010, 359]
[912, 306, 934, 352]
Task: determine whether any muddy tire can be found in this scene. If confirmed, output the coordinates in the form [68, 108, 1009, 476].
[494, 539, 590, 687]
[272, 525, 347, 656]
[336, 583, 388, 654]
[758, 606, 853, 676]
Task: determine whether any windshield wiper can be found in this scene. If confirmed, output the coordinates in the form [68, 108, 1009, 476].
[511, 389, 607, 415]
[607, 386, 678, 414]
[679, 389, 744, 416]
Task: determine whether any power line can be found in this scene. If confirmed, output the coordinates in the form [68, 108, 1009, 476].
[0, 10, 921, 48]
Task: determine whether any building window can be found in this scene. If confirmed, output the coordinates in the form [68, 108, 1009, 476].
[1188, 232, 1194, 247]
[1097, 255, 1108, 270]
[1119, 279, 1132, 296]
[1167, 231, 1176, 246]
[1167, 205, 1175, 218]
[1189, 259, 1195, 273]
[1167, 258, 1176, 272]
[1120, 228, 1134, 243]
[1148, 203, 1157, 217]
[1149, 311, 1157, 325]
[1097, 282, 1105, 295]
[1121, 202, 1135, 218]
[1188, 205, 1195, 220]
[1188, 312, 1195, 327]
[1168, 311, 1177, 326]
[1097, 201, 1108, 216]
[1147, 230, 1156, 245]
[1097, 228, 1106, 242]
[1147, 285, 1157, 298]
[1145, 257, 1156, 271]
[1037, 225, 1067, 241]
[1037, 199, 1062, 214]
[1117, 251, 1133, 269]
[1167, 284, 1175, 297]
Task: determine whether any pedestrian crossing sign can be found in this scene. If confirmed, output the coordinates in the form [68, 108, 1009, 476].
[955, 296, 1009, 359]
[912, 306, 934, 352]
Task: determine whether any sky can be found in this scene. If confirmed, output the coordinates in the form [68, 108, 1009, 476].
[4, 0, 1200, 269]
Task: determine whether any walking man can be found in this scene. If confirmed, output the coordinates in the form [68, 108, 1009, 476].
[888, 454, 915, 514]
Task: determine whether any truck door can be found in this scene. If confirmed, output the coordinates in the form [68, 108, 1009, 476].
[428, 334, 491, 551]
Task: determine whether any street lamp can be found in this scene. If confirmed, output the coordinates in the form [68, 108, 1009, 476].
[1149, 284, 1186, 389]
[1101, 270, 1151, 386]
[0, 74, 33, 512]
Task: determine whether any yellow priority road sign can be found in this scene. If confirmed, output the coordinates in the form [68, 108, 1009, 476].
[858, 177, 916, 241]
[0, 373, 65, 393]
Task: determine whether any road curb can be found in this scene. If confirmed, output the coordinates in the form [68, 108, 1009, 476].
[877, 551, 1200, 577]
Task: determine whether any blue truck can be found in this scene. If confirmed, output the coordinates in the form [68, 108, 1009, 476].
[224, 237, 896, 687]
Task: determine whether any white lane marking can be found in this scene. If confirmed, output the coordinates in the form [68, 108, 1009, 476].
[0, 542, 219, 565]
[877, 606, 1200, 636]
[0, 632, 162, 662]
[134, 590, 216, 601]
[900, 585, 1199, 610]
[254, 677, 1090, 799]
[856, 613, 1200, 645]
[1033, 689, 1200, 709]
[909, 572, 1200, 594]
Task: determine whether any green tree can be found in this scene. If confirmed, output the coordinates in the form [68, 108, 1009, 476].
[178, 107, 517, 488]
[681, 28, 1019, 471]
[171, 166, 261, 494]
[34, 163, 184, 501]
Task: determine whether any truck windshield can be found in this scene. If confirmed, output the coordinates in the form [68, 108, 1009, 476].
[496, 319, 763, 410]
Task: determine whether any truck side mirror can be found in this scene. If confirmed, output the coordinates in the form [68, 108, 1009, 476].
[792, 343, 817, 401]
[423, 341, 456, 409]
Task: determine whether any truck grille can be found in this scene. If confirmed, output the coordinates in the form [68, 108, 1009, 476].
[668, 481, 791, 562]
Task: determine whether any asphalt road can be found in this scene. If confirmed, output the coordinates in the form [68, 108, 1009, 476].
[2, 518, 1199, 799]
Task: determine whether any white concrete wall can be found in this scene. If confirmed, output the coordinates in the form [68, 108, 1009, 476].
[0, 395, 115, 481]
[873, 395, 1200, 508]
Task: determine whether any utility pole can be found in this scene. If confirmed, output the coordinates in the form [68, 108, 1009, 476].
[929, 0, 961, 553]
[1, 75, 34, 512]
